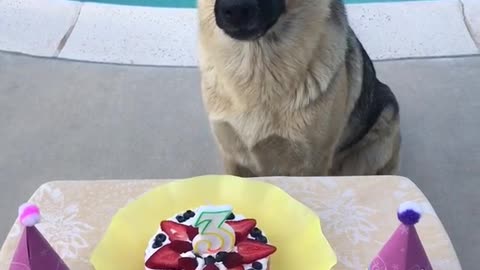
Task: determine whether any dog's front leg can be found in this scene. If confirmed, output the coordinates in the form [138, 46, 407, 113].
[250, 134, 334, 176]
[210, 121, 257, 177]
[316, 152, 336, 176]
[223, 157, 257, 177]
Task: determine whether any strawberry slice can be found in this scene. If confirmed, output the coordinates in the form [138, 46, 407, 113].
[178, 257, 198, 270]
[228, 267, 245, 270]
[170, 240, 193, 253]
[237, 239, 276, 264]
[226, 219, 256, 243]
[145, 244, 181, 269]
[204, 264, 219, 270]
[223, 252, 243, 268]
[161, 220, 199, 241]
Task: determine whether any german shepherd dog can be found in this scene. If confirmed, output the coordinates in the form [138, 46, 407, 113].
[198, 0, 401, 176]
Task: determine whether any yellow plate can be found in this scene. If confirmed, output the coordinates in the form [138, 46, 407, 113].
[90, 175, 337, 269]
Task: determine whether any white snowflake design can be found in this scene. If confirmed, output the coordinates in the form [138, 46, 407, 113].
[30, 184, 94, 260]
[317, 189, 378, 245]
[337, 253, 364, 269]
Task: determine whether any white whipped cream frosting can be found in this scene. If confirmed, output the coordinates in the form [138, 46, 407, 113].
[145, 208, 269, 270]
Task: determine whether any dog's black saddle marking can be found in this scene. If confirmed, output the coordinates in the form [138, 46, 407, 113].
[338, 35, 399, 152]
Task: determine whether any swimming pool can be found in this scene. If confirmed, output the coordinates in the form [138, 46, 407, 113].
[80, 0, 421, 8]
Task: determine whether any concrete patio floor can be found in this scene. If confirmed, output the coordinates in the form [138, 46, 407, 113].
[0, 52, 479, 268]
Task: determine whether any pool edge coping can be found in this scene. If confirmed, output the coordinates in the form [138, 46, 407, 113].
[1, 0, 479, 66]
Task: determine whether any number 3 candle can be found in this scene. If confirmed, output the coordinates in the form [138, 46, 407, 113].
[192, 205, 236, 255]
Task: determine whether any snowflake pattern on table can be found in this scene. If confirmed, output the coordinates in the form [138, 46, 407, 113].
[30, 184, 94, 260]
[284, 179, 378, 245]
[337, 253, 364, 269]
[0, 177, 462, 270]
[317, 189, 378, 244]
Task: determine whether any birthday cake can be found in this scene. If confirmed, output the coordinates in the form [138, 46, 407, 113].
[145, 205, 277, 270]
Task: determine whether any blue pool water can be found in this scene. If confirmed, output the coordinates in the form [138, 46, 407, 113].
[81, 0, 421, 8]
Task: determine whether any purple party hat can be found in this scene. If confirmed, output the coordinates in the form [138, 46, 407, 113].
[10, 203, 69, 270]
[369, 202, 432, 270]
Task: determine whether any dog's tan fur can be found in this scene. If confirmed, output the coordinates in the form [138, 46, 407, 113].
[198, 0, 400, 176]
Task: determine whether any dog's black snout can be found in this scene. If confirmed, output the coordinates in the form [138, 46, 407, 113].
[215, 0, 285, 40]
[216, 0, 259, 29]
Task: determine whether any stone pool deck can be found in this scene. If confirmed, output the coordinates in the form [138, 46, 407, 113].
[1, 0, 479, 65]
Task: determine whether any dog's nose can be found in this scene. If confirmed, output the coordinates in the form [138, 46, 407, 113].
[216, 0, 259, 29]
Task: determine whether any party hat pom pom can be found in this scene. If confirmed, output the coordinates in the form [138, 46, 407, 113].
[18, 203, 41, 227]
[397, 201, 422, 225]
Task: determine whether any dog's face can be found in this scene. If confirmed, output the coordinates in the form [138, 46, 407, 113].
[213, 0, 286, 40]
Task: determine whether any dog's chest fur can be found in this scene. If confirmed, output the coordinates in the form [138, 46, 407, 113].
[216, 106, 307, 149]
[212, 109, 310, 174]
[205, 66, 349, 175]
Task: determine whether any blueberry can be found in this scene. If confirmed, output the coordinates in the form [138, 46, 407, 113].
[152, 240, 162, 249]
[215, 251, 228, 262]
[250, 227, 262, 237]
[176, 215, 186, 222]
[256, 235, 268, 243]
[184, 210, 195, 219]
[205, 255, 216, 264]
[227, 212, 235, 220]
[155, 233, 166, 242]
[252, 261, 263, 269]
